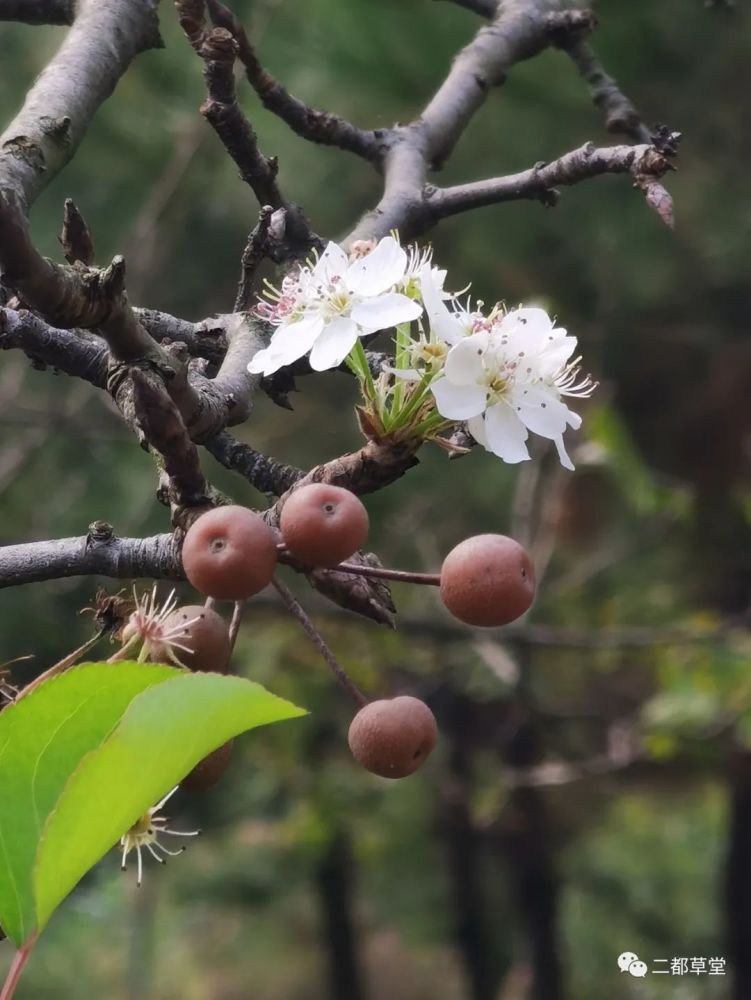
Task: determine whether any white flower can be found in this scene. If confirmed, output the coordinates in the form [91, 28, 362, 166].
[120, 786, 201, 886]
[431, 307, 595, 469]
[249, 236, 422, 376]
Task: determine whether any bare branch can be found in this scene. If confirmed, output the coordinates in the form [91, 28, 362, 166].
[205, 0, 382, 162]
[204, 431, 301, 496]
[426, 141, 674, 225]
[197, 27, 286, 209]
[563, 39, 653, 143]
[0, 529, 181, 589]
[346, 2, 594, 243]
[0, 0, 73, 25]
[234, 205, 274, 312]
[0, 307, 108, 386]
[130, 370, 212, 522]
[420, 3, 593, 169]
[0, 0, 161, 210]
[135, 309, 229, 368]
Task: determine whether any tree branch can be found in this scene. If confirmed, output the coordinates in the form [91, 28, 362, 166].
[204, 431, 302, 496]
[426, 141, 674, 224]
[0, 529, 181, 589]
[346, 1, 594, 243]
[0, 0, 161, 210]
[204, 0, 382, 162]
[0, 306, 108, 386]
[563, 38, 653, 144]
[0, 0, 74, 25]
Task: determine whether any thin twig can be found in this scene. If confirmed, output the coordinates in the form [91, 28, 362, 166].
[17, 629, 106, 701]
[271, 577, 367, 707]
[205, 0, 381, 161]
[228, 600, 245, 651]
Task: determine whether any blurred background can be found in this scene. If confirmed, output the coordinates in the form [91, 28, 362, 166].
[1, 0, 749, 997]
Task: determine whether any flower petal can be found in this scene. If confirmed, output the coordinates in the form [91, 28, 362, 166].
[250, 314, 324, 374]
[444, 333, 489, 385]
[467, 414, 488, 449]
[512, 383, 570, 439]
[431, 376, 487, 420]
[554, 436, 575, 471]
[312, 243, 348, 284]
[351, 292, 422, 332]
[419, 267, 465, 345]
[346, 236, 407, 297]
[309, 317, 359, 371]
[484, 402, 530, 464]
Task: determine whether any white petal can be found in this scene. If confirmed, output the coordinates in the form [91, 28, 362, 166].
[484, 402, 530, 464]
[351, 292, 422, 332]
[419, 267, 464, 345]
[554, 436, 575, 471]
[565, 407, 582, 430]
[444, 333, 489, 386]
[309, 317, 359, 371]
[467, 414, 488, 449]
[312, 243, 348, 284]
[346, 236, 407, 297]
[260, 314, 325, 372]
[498, 307, 553, 357]
[539, 336, 577, 376]
[512, 383, 570, 439]
[431, 377, 487, 420]
[248, 346, 276, 375]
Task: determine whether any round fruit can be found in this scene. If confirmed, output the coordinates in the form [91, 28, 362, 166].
[161, 605, 231, 673]
[439, 533, 535, 627]
[280, 483, 369, 568]
[182, 740, 233, 792]
[348, 696, 438, 779]
[181, 505, 277, 600]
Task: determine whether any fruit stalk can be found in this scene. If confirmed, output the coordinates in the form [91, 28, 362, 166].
[271, 577, 368, 707]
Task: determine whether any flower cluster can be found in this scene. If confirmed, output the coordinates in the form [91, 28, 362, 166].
[249, 236, 596, 468]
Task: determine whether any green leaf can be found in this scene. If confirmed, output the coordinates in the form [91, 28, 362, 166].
[0, 662, 305, 945]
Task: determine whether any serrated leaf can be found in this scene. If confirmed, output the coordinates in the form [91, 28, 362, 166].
[0, 662, 305, 945]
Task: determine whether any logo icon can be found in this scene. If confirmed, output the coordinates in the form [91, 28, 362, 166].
[618, 952, 647, 977]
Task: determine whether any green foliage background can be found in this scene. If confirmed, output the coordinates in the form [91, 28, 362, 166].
[0, 0, 749, 996]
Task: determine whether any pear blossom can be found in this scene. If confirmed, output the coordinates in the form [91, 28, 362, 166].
[248, 236, 422, 376]
[431, 307, 595, 470]
[120, 786, 201, 886]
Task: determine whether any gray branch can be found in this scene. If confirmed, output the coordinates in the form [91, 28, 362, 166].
[346, 1, 592, 243]
[427, 141, 672, 221]
[0, 0, 161, 210]
[434, 0, 498, 15]
[0, 530, 181, 589]
[563, 39, 653, 144]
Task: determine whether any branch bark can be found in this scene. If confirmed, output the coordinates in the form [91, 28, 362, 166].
[0, 530, 181, 589]
[0, 0, 161, 210]
[427, 141, 673, 223]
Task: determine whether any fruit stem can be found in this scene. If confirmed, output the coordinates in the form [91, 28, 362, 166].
[228, 600, 246, 652]
[276, 545, 441, 587]
[271, 577, 368, 708]
[334, 562, 441, 587]
[1, 938, 36, 1000]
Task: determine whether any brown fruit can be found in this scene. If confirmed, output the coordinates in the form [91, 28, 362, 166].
[348, 696, 438, 779]
[182, 740, 233, 792]
[181, 506, 277, 600]
[161, 605, 231, 673]
[280, 483, 369, 567]
[440, 534, 535, 627]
